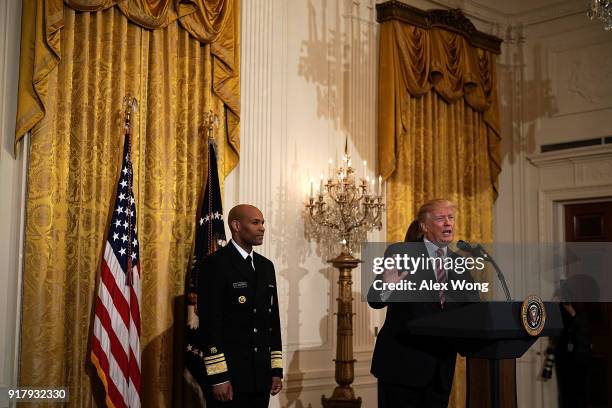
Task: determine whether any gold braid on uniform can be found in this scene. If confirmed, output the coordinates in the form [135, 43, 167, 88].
[271, 350, 282, 369]
[204, 352, 228, 375]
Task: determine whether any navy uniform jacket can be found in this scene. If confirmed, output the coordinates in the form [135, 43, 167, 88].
[197, 242, 283, 392]
[368, 240, 479, 391]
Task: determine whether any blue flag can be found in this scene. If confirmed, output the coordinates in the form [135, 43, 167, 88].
[185, 141, 226, 401]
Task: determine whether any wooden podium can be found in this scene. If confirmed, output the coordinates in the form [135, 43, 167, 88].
[405, 302, 562, 408]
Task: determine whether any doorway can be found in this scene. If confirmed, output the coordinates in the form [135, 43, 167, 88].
[563, 201, 612, 407]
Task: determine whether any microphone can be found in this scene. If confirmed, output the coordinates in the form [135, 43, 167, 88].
[456, 240, 512, 301]
[457, 240, 483, 256]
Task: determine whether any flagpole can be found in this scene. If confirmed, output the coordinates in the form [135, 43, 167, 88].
[123, 96, 138, 286]
[202, 110, 219, 254]
[184, 111, 226, 404]
[91, 94, 142, 408]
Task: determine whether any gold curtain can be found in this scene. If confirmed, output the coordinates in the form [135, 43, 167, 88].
[16, 0, 241, 173]
[16, 1, 239, 406]
[378, 19, 501, 408]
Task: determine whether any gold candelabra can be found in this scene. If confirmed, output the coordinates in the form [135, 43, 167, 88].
[306, 143, 384, 256]
[305, 141, 384, 408]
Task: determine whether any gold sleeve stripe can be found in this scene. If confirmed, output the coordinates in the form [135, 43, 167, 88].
[205, 357, 226, 365]
[271, 358, 283, 369]
[271, 351, 282, 355]
[206, 361, 228, 376]
[204, 353, 225, 361]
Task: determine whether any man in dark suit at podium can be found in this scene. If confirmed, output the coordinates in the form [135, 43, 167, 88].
[368, 199, 479, 408]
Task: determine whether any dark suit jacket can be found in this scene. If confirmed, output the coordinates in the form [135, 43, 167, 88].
[197, 242, 283, 392]
[368, 240, 479, 391]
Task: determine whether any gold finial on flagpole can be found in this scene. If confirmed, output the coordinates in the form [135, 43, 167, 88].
[123, 95, 139, 135]
[202, 110, 220, 142]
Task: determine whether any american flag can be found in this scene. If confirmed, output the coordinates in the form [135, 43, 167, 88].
[184, 140, 226, 400]
[91, 134, 141, 408]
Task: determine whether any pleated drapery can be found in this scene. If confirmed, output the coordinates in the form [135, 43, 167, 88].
[15, 1, 239, 406]
[16, 0, 240, 163]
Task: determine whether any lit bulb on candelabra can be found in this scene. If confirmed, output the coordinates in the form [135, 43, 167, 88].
[363, 160, 367, 181]
[319, 174, 324, 196]
[309, 178, 314, 199]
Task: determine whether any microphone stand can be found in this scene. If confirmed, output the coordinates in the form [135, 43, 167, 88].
[477, 245, 512, 301]
[458, 241, 512, 301]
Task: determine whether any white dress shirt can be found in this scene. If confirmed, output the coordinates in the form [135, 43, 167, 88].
[423, 237, 448, 281]
[231, 239, 255, 270]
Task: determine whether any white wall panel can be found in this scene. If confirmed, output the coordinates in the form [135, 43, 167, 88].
[0, 0, 25, 405]
[239, 0, 380, 405]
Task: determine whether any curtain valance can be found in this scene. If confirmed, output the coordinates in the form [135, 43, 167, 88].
[16, 0, 240, 149]
[376, 1, 501, 187]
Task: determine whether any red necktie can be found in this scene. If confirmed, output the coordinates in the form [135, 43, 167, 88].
[435, 248, 446, 307]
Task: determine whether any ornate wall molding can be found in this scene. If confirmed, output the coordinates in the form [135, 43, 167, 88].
[515, 0, 587, 27]
[528, 144, 612, 251]
[550, 40, 612, 117]
[431, 0, 587, 27]
[527, 144, 612, 166]
[376, 0, 503, 54]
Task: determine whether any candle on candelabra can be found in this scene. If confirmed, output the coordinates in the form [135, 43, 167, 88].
[319, 176, 324, 196]
[378, 176, 382, 197]
[328, 158, 333, 179]
[363, 160, 367, 180]
[310, 180, 314, 199]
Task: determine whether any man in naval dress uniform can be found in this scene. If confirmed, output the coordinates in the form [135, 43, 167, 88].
[198, 204, 283, 407]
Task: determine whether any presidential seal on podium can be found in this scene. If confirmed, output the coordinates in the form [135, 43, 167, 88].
[521, 295, 546, 336]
